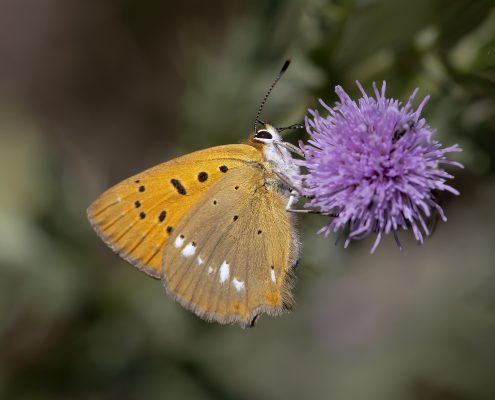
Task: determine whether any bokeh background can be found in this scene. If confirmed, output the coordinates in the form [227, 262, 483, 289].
[1, 0, 494, 399]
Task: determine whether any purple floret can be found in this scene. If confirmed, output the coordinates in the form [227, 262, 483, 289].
[298, 81, 463, 253]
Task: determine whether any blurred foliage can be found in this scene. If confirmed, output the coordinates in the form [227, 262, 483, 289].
[0, 0, 494, 399]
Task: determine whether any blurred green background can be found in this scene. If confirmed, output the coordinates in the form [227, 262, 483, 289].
[1, 0, 494, 399]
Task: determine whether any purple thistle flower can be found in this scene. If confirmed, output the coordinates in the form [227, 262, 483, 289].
[298, 81, 464, 253]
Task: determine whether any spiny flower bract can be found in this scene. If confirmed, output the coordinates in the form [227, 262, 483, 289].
[298, 81, 463, 253]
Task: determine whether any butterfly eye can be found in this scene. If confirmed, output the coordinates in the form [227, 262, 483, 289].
[255, 130, 273, 140]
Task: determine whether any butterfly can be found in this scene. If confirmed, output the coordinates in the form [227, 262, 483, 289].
[87, 60, 306, 327]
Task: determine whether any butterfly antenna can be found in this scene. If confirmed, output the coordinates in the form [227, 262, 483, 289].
[254, 59, 291, 134]
[278, 122, 305, 132]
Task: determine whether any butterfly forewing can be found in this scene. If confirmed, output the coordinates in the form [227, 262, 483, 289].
[163, 166, 299, 327]
[87, 144, 264, 279]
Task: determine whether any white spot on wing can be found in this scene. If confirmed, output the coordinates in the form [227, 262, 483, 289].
[181, 242, 196, 257]
[232, 277, 245, 292]
[197, 255, 204, 266]
[208, 266, 215, 274]
[271, 268, 276, 283]
[219, 261, 230, 283]
[174, 235, 185, 248]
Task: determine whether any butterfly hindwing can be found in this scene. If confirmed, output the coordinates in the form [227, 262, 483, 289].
[87, 144, 264, 279]
[163, 165, 300, 327]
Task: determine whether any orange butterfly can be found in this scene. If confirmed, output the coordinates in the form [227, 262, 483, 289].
[87, 60, 305, 327]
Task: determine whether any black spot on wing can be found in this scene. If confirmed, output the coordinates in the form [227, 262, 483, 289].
[139, 185, 145, 192]
[167, 226, 173, 234]
[219, 165, 228, 173]
[171, 179, 186, 195]
[134, 200, 141, 208]
[198, 171, 208, 182]
[158, 210, 167, 222]
[139, 211, 146, 219]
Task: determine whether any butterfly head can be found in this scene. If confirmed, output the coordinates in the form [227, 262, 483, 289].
[250, 123, 300, 182]
[248, 122, 283, 152]
[253, 123, 281, 144]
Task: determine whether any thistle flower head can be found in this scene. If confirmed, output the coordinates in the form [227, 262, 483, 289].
[299, 81, 463, 253]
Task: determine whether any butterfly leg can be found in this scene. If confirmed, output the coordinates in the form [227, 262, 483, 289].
[287, 207, 339, 216]
[272, 170, 304, 196]
[286, 190, 299, 210]
[272, 170, 336, 215]
[274, 141, 304, 157]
